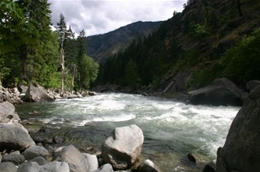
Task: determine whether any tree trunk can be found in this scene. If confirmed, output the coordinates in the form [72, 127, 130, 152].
[237, 0, 243, 16]
[61, 48, 65, 96]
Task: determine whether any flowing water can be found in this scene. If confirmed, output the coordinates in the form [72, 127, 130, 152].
[16, 93, 240, 171]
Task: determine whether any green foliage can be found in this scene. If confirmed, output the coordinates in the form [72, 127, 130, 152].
[78, 55, 99, 89]
[221, 28, 260, 84]
[189, 62, 224, 88]
[0, 0, 25, 53]
[124, 60, 140, 88]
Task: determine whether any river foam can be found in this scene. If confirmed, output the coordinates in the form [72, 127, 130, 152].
[16, 93, 240, 160]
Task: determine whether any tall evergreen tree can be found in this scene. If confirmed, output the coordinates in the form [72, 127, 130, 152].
[15, 0, 53, 86]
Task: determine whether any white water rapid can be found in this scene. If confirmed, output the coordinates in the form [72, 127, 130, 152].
[16, 93, 240, 171]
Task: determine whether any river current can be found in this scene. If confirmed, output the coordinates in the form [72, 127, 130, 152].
[16, 93, 240, 171]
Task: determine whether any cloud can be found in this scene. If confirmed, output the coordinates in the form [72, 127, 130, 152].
[49, 0, 186, 36]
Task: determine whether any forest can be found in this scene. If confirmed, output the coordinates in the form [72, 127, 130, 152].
[1, 0, 260, 94]
[0, 0, 99, 93]
[94, 0, 260, 92]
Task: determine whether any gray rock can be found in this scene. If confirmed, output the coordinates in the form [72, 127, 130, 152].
[29, 156, 47, 166]
[2, 154, 25, 165]
[216, 85, 260, 171]
[0, 162, 17, 172]
[82, 153, 98, 171]
[39, 161, 70, 172]
[102, 125, 144, 170]
[23, 145, 49, 160]
[52, 145, 90, 172]
[92, 164, 114, 172]
[138, 159, 161, 172]
[0, 153, 2, 162]
[246, 80, 260, 92]
[188, 78, 243, 106]
[0, 101, 20, 123]
[17, 162, 40, 172]
[23, 85, 54, 102]
[0, 123, 35, 151]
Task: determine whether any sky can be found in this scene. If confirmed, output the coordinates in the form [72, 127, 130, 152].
[49, 0, 186, 37]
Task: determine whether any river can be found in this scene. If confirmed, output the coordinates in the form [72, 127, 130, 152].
[15, 93, 240, 171]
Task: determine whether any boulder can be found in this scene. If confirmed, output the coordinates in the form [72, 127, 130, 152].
[2, 154, 25, 165]
[203, 162, 216, 172]
[52, 145, 90, 172]
[29, 156, 47, 166]
[92, 164, 114, 172]
[23, 85, 54, 102]
[23, 145, 49, 160]
[0, 162, 18, 172]
[0, 101, 20, 123]
[137, 159, 161, 172]
[17, 162, 40, 172]
[216, 85, 260, 171]
[39, 161, 70, 172]
[82, 153, 99, 171]
[246, 80, 260, 92]
[0, 123, 35, 151]
[188, 78, 243, 106]
[101, 125, 144, 170]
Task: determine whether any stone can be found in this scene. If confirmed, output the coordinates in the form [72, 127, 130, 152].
[102, 125, 144, 170]
[23, 85, 54, 102]
[180, 153, 196, 166]
[29, 156, 47, 166]
[0, 162, 18, 172]
[39, 161, 70, 172]
[138, 159, 161, 172]
[23, 146, 49, 160]
[82, 153, 99, 171]
[0, 101, 20, 123]
[0, 123, 35, 151]
[203, 162, 216, 172]
[17, 162, 40, 172]
[188, 78, 243, 106]
[92, 164, 114, 172]
[246, 80, 260, 92]
[52, 145, 90, 172]
[216, 85, 260, 171]
[2, 154, 25, 165]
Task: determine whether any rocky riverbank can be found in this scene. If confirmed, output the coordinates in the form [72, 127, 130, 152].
[0, 84, 96, 105]
[0, 101, 160, 172]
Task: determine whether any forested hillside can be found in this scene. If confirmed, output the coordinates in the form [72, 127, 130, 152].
[86, 21, 162, 63]
[94, 0, 260, 94]
[0, 0, 99, 92]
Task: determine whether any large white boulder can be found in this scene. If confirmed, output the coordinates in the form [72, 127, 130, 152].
[101, 125, 144, 170]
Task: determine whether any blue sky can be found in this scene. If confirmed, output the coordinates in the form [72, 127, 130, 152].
[49, 0, 186, 36]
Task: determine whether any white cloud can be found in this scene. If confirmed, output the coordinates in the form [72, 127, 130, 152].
[49, 0, 186, 36]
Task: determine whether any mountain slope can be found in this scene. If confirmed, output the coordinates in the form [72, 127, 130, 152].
[86, 21, 162, 63]
[93, 0, 260, 93]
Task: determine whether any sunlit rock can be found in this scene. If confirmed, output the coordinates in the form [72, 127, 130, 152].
[101, 124, 144, 170]
[52, 145, 90, 172]
[0, 123, 35, 151]
[137, 159, 161, 172]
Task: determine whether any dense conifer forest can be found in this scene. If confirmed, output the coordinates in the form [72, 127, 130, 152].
[94, 0, 260, 93]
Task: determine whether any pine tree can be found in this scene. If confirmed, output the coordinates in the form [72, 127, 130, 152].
[15, 0, 53, 86]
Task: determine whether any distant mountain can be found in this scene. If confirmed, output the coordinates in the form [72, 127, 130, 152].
[86, 21, 162, 63]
